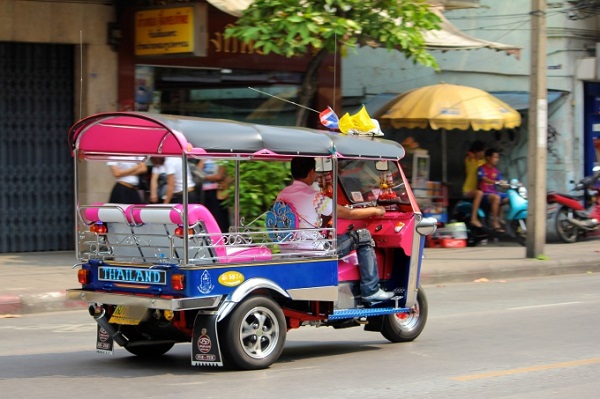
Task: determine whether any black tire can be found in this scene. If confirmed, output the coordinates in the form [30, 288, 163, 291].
[555, 206, 579, 243]
[511, 219, 527, 246]
[381, 285, 428, 342]
[124, 342, 175, 357]
[219, 295, 286, 370]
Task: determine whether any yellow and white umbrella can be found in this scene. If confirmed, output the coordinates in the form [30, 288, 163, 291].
[377, 83, 521, 181]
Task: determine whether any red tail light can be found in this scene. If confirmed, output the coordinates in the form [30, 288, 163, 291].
[174, 225, 194, 238]
[78, 269, 90, 284]
[90, 222, 107, 234]
[171, 274, 185, 291]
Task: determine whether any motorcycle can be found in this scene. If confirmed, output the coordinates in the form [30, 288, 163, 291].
[453, 179, 528, 246]
[547, 166, 600, 243]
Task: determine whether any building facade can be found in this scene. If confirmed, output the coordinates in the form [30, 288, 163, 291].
[3, 0, 599, 252]
[0, 0, 337, 252]
[344, 0, 600, 199]
[0, 0, 117, 252]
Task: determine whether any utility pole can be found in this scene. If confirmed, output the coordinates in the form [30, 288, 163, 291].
[526, 0, 547, 258]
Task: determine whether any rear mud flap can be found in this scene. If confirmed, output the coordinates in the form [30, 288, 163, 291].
[96, 325, 114, 355]
[191, 313, 223, 367]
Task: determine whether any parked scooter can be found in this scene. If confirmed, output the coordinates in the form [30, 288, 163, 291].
[547, 166, 600, 243]
[452, 179, 528, 246]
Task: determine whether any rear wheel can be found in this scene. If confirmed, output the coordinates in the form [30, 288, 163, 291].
[555, 206, 579, 243]
[220, 295, 286, 370]
[381, 286, 428, 342]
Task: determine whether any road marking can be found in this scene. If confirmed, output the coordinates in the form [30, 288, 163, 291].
[451, 357, 600, 381]
[508, 301, 581, 310]
[166, 382, 206, 386]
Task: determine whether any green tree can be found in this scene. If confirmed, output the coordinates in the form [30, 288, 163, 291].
[221, 161, 291, 225]
[225, 0, 441, 126]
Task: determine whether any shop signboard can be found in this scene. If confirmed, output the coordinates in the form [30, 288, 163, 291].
[135, 5, 207, 56]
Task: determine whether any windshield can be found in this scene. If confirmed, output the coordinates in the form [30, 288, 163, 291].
[338, 159, 409, 204]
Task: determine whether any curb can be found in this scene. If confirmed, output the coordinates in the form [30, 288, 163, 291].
[420, 258, 600, 285]
[0, 291, 87, 317]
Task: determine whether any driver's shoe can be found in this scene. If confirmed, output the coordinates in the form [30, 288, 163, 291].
[363, 289, 394, 303]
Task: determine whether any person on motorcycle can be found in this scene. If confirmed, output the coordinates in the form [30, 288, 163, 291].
[462, 140, 486, 228]
[478, 148, 508, 233]
[277, 157, 394, 304]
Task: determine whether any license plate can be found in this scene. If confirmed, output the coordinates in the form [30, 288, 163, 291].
[98, 266, 166, 285]
[108, 305, 147, 325]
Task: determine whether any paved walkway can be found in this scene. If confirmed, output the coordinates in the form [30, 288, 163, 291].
[1, 239, 598, 315]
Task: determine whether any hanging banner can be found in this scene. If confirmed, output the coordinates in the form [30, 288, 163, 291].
[135, 5, 207, 56]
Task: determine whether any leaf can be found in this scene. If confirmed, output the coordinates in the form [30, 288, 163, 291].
[226, 0, 441, 125]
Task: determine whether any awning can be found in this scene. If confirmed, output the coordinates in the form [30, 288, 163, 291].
[364, 90, 569, 116]
[424, 6, 521, 57]
[206, 0, 248, 17]
[207, 1, 521, 56]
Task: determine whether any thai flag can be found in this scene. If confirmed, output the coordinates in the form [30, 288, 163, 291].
[319, 106, 339, 129]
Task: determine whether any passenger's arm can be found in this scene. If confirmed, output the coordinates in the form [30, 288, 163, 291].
[204, 165, 226, 182]
[163, 174, 175, 204]
[336, 204, 385, 219]
[110, 162, 146, 178]
[149, 173, 159, 203]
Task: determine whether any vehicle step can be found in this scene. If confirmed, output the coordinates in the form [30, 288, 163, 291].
[327, 306, 410, 320]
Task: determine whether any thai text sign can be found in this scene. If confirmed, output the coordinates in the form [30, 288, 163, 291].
[136, 7, 199, 56]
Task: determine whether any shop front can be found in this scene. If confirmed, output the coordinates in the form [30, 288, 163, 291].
[116, 0, 339, 127]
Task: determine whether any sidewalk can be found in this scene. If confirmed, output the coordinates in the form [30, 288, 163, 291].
[1, 239, 598, 315]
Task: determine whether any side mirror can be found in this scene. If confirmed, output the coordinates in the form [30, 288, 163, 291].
[416, 217, 437, 236]
[315, 158, 333, 172]
[375, 160, 389, 171]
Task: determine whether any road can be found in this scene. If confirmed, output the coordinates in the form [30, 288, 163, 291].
[1, 274, 599, 398]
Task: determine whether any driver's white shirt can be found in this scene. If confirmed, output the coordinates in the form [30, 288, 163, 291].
[277, 180, 333, 249]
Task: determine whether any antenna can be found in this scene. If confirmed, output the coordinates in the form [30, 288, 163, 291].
[248, 87, 319, 114]
[79, 30, 83, 120]
[333, 33, 337, 111]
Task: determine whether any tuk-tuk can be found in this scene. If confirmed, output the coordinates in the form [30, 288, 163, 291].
[66, 112, 437, 370]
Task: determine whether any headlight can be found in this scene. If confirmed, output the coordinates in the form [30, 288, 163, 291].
[518, 186, 528, 199]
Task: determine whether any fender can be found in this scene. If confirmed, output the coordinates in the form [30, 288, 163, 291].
[217, 277, 290, 322]
[547, 192, 584, 211]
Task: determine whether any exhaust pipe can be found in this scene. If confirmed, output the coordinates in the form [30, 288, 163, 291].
[89, 305, 129, 347]
[566, 217, 600, 231]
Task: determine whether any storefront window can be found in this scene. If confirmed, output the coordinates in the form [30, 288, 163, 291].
[135, 65, 302, 126]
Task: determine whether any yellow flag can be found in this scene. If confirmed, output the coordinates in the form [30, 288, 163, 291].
[352, 106, 377, 133]
[338, 112, 353, 134]
[338, 106, 377, 134]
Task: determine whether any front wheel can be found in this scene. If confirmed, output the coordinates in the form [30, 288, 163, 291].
[381, 285, 428, 342]
[555, 206, 580, 243]
[219, 295, 286, 370]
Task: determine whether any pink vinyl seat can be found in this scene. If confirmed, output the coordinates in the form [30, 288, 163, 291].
[83, 203, 271, 264]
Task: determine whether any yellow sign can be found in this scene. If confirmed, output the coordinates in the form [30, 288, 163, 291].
[135, 6, 205, 56]
[218, 271, 245, 287]
[108, 305, 147, 325]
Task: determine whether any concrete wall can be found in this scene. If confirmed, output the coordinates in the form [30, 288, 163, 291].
[0, 0, 119, 204]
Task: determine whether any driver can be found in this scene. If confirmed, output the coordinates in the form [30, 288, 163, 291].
[277, 157, 394, 303]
